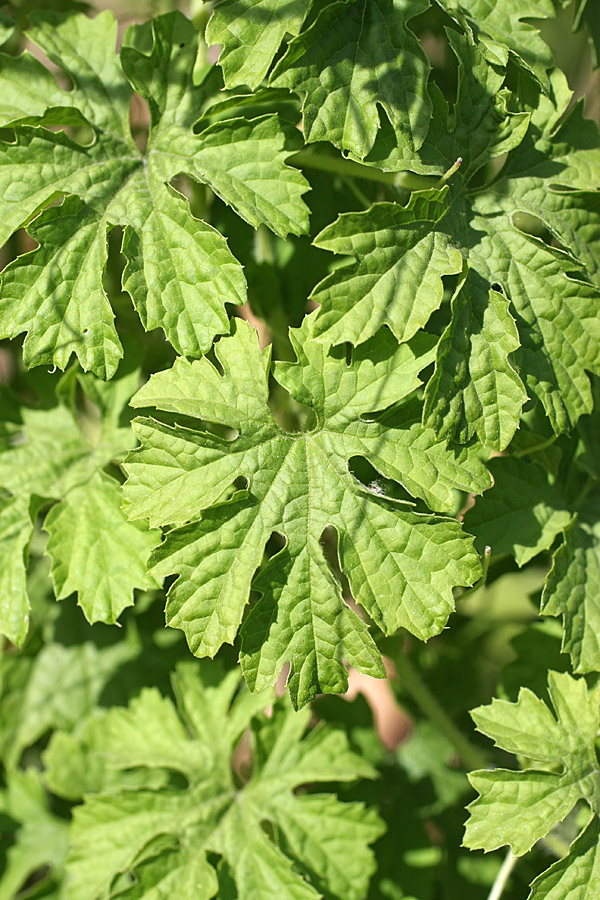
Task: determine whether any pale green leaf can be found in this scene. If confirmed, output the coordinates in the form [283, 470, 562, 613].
[1, 639, 136, 768]
[124, 317, 486, 706]
[541, 497, 600, 673]
[44, 471, 160, 625]
[269, 793, 382, 900]
[464, 457, 572, 566]
[0, 405, 89, 500]
[0, 52, 87, 128]
[271, 0, 431, 159]
[464, 672, 600, 855]
[64, 666, 382, 900]
[530, 818, 600, 900]
[310, 188, 463, 347]
[207, 0, 310, 90]
[0, 374, 150, 640]
[27, 10, 132, 136]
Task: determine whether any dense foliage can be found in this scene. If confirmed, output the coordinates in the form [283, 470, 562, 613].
[0, 1, 599, 898]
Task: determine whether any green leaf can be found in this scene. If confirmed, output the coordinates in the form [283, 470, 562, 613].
[271, 0, 431, 159]
[530, 818, 600, 900]
[0, 405, 89, 501]
[0, 639, 136, 768]
[541, 496, 600, 673]
[464, 457, 572, 566]
[423, 272, 528, 452]
[464, 671, 600, 855]
[64, 665, 383, 900]
[44, 471, 160, 625]
[310, 188, 464, 347]
[438, 0, 556, 86]
[123, 317, 486, 706]
[206, 0, 310, 89]
[0, 770, 68, 900]
[0, 11, 309, 377]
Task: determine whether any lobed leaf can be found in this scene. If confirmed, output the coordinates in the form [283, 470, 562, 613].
[124, 317, 487, 706]
[62, 665, 383, 900]
[271, 0, 432, 159]
[541, 497, 600, 673]
[464, 671, 600, 856]
[0, 11, 309, 377]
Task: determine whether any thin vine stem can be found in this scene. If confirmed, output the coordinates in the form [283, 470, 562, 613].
[391, 645, 488, 771]
[486, 849, 517, 900]
[512, 434, 558, 458]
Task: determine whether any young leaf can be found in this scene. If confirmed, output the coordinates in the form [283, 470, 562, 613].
[44, 471, 158, 625]
[0, 11, 308, 378]
[124, 316, 487, 706]
[464, 672, 600, 883]
[206, 0, 310, 89]
[271, 0, 432, 159]
[63, 665, 383, 900]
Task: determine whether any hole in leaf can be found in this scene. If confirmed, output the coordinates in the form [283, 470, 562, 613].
[130, 93, 149, 153]
[268, 379, 317, 433]
[512, 211, 570, 254]
[263, 530, 286, 561]
[231, 728, 254, 787]
[348, 456, 420, 508]
[234, 474, 249, 491]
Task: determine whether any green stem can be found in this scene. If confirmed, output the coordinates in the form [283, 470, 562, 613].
[486, 849, 517, 900]
[288, 149, 436, 189]
[437, 156, 463, 186]
[512, 434, 558, 459]
[392, 646, 488, 771]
